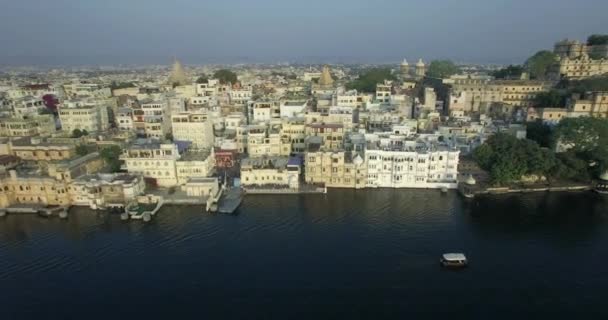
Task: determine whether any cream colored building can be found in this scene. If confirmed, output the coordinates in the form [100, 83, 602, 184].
[59, 104, 109, 133]
[240, 156, 300, 189]
[568, 91, 608, 118]
[555, 54, 608, 80]
[171, 112, 214, 149]
[448, 78, 550, 113]
[0, 170, 70, 209]
[175, 149, 215, 185]
[305, 150, 367, 189]
[121, 142, 180, 187]
[69, 173, 146, 209]
[305, 123, 344, 150]
[0, 115, 55, 137]
[280, 121, 306, 154]
[247, 125, 291, 157]
[8, 137, 75, 161]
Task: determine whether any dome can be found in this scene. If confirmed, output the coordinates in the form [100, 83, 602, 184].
[416, 58, 425, 67]
[318, 65, 334, 87]
[168, 58, 189, 86]
[600, 170, 608, 181]
[401, 59, 409, 66]
[465, 175, 476, 185]
[353, 154, 364, 166]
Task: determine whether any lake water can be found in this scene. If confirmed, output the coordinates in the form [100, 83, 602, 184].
[1, 190, 607, 319]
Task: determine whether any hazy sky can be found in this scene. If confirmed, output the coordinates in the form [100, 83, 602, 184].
[1, 0, 607, 65]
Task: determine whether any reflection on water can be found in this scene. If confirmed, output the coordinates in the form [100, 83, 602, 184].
[1, 190, 607, 318]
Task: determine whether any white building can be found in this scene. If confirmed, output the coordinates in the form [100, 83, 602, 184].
[280, 100, 307, 118]
[116, 107, 133, 131]
[121, 142, 181, 187]
[365, 135, 459, 189]
[171, 112, 214, 149]
[59, 104, 109, 133]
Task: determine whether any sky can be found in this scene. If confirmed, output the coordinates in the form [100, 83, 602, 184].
[0, 0, 607, 66]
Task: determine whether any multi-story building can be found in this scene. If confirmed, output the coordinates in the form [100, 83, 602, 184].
[121, 142, 181, 187]
[171, 112, 214, 149]
[365, 136, 459, 189]
[280, 121, 306, 154]
[247, 125, 291, 157]
[376, 82, 392, 104]
[69, 173, 146, 209]
[175, 149, 215, 185]
[116, 107, 133, 131]
[240, 156, 301, 189]
[305, 123, 344, 150]
[121, 141, 214, 187]
[448, 78, 550, 113]
[8, 137, 75, 161]
[229, 86, 252, 105]
[567, 91, 608, 118]
[10, 96, 45, 117]
[59, 104, 109, 133]
[0, 115, 55, 137]
[304, 149, 367, 189]
[0, 170, 71, 208]
[137, 99, 172, 139]
[554, 54, 608, 80]
[279, 100, 307, 118]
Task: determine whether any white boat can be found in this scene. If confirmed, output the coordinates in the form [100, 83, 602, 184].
[440, 253, 468, 268]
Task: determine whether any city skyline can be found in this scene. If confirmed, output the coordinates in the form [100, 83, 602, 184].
[1, 0, 607, 66]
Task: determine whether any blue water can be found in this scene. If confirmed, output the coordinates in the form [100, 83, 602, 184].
[1, 190, 607, 319]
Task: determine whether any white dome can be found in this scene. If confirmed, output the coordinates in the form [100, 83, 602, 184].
[416, 59, 425, 67]
[401, 59, 409, 66]
[353, 154, 364, 166]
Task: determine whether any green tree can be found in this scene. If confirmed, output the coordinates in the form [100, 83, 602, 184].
[100, 145, 123, 173]
[473, 133, 558, 185]
[426, 60, 460, 79]
[346, 68, 396, 93]
[526, 120, 553, 148]
[525, 50, 557, 79]
[587, 34, 608, 46]
[554, 117, 608, 176]
[533, 89, 567, 108]
[76, 145, 89, 156]
[196, 75, 208, 84]
[72, 129, 83, 138]
[491, 65, 524, 79]
[213, 69, 238, 84]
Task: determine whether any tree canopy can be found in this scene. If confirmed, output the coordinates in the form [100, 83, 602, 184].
[345, 68, 396, 93]
[426, 60, 460, 79]
[525, 50, 557, 79]
[533, 89, 568, 108]
[213, 69, 238, 84]
[554, 117, 608, 176]
[72, 129, 89, 138]
[196, 75, 209, 84]
[558, 76, 608, 95]
[473, 133, 558, 185]
[587, 34, 608, 46]
[491, 65, 524, 79]
[526, 120, 554, 148]
[100, 145, 123, 173]
[110, 81, 136, 90]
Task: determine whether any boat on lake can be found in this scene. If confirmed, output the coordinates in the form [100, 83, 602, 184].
[440, 253, 468, 268]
